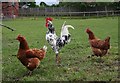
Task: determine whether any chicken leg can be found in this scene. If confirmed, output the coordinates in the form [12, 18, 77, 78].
[55, 53, 61, 65]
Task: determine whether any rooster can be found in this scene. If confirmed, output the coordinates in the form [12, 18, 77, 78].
[45, 17, 74, 64]
[16, 35, 47, 75]
[86, 28, 110, 57]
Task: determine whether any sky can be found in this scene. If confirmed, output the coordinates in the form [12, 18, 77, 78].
[35, 0, 59, 6]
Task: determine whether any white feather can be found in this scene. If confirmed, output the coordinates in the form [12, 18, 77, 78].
[62, 21, 66, 28]
[61, 22, 74, 37]
[43, 45, 47, 52]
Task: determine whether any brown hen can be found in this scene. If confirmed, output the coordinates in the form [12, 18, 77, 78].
[86, 28, 110, 57]
[16, 35, 47, 75]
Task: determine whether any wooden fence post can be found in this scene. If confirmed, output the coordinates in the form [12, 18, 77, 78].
[45, 7, 46, 17]
[112, 10, 114, 16]
[60, 7, 62, 17]
[97, 11, 99, 17]
[84, 12, 85, 17]
[69, 6, 71, 18]
[53, 6, 55, 16]
[105, 6, 108, 17]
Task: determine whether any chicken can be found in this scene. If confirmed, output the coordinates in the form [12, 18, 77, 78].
[16, 35, 47, 75]
[86, 28, 110, 57]
[45, 17, 74, 65]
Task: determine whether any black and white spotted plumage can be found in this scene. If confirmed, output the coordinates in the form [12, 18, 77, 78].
[45, 20, 74, 54]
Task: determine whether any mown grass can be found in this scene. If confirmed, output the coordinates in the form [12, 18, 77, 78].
[2, 17, 119, 81]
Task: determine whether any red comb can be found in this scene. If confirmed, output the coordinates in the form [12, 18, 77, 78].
[46, 17, 53, 21]
[45, 17, 53, 28]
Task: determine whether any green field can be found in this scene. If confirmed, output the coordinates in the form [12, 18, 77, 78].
[2, 17, 119, 81]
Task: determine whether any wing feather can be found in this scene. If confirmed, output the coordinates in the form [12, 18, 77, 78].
[90, 39, 109, 50]
[26, 49, 45, 60]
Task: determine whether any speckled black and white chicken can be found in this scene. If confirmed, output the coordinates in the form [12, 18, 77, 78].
[45, 17, 74, 64]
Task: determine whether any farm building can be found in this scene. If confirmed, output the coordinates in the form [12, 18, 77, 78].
[2, 0, 19, 18]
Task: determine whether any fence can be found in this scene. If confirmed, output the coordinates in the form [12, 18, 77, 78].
[18, 7, 120, 17]
[2, 7, 120, 19]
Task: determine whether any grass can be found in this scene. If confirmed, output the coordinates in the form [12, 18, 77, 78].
[2, 16, 119, 81]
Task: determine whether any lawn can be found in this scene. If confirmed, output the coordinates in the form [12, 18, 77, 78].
[2, 17, 119, 81]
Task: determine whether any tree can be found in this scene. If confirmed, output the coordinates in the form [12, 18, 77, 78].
[56, 2, 120, 11]
[40, 2, 49, 7]
[27, 2, 37, 8]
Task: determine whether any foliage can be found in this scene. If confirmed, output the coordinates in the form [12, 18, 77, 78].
[39, 2, 49, 7]
[58, 2, 120, 10]
[27, 2, 38, 8]
[19, 2, 120, 10]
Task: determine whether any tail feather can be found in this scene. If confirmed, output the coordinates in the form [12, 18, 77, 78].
[64, 25, 75, 29]
[104, 36, 110, 50]
[105, 36, 110, 42]
[62, 21, 66, 28]
[43, 45, 47, 52]
[61, 24, 74, 38]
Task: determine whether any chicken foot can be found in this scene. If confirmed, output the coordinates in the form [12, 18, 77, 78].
[55, 53, 61, 66]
